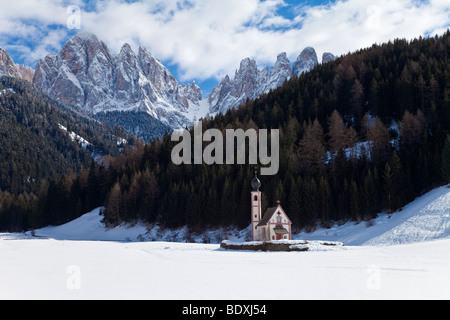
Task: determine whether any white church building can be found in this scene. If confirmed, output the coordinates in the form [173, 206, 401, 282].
[251, 171, 292, 241]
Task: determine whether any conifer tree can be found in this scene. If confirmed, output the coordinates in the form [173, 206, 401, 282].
[350, 79, 365, 126]
[383, 151, 404, 213]
[287, 176, 301, 227]
[302, 177, 318, 230]
[328, 110, 348, 152]
[442, 136, 450, 184]
[318, 176, 331, 226]
[299, 119, 326, 174]
[365, 116, 390, 163]
[349, 180, 359, 221]
[105, 182, 122, 227]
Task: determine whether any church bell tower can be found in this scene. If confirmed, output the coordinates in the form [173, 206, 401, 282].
[251, 170, 262, 241]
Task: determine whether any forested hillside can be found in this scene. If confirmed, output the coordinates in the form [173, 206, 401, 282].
[2, 32, 450, 233]
[0, 77, 131, 230]
[94, 111, 172, 143]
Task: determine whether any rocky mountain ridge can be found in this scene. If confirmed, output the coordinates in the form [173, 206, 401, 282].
[208, 48, 336, 114]
[33, 32, 202, 129]
[0, 48, 35, 82]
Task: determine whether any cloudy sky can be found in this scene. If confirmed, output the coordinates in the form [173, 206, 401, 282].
[1, 0, 449, 95]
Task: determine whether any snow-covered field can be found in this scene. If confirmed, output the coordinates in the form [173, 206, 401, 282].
[1, 186, 450, 300]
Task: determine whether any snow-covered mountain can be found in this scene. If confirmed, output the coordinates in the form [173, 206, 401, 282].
[208, 47, 336, 115]
[32, 33, 337, 129]
[33, 32, 202, 129]
[0, 48, 34, 82]
[292, 46, 318, 77]
[322, 52, 338, 64]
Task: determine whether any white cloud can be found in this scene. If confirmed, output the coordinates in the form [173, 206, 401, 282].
[0, 0, 76, 28]
[79, 0, 450, 82]
[296, 0, 450, 58]
[0, 0, 449, 82]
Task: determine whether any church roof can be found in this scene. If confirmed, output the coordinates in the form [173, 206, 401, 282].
[273, 225, 289, 234]
[257, 207, 278, 227]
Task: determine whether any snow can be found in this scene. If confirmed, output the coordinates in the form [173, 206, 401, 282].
[184, 98, 211, 123]
[1, 186, 450, 299]
[69, 132, 91, 149]
[58, 124, 91, 149]
[293, 186, 450, 246]
[0, 88, 15, 96]
[1, 237, 449, 299]
[32, 208, 148, 242]
[61, 64, 82, 91]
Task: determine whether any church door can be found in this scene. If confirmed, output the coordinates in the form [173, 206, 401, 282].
[276, 233, 283, 240]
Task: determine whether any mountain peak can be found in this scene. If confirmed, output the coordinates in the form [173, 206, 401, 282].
[0, 47, 35, 82]
[118, 43, 136, 62]
[120, 43, 133, 53]
[73, 31, 100, 43]
[243, 57, 256, 64]
[138, 46, 152, 57]
[276, 52, 288, 60]
[273, 52, 290, 68]
[322, 52, 337, 64]
[292, 47, 318, 77]
[0, 48, 17, 77]
[264, 52, 291, 92]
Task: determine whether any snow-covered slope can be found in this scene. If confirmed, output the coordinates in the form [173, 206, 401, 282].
[17, 208, 244, 244]
[32, 208, 148, 242]
[294, 186, 450, 246]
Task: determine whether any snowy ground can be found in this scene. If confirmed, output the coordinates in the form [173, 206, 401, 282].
[1, 186, 450, 300]
[294, 185, 450, 246]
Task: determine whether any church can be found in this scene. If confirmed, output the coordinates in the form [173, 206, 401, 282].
[251, 171, 292, 241]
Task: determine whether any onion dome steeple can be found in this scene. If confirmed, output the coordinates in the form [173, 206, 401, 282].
[251, 169, 261, 191]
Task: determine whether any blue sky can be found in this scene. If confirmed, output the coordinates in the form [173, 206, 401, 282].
[1, 0, 449, 96]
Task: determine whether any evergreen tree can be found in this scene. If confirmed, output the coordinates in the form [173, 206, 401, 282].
[299, 119, 326, 174]
[350, 79, 365, 126]
[442, 136, 450, 184]
[302, 177, 319, 230]
[365, 116, 391, 163]
[105, 182, 122, 227]
[383, 151, 404, 213]
[318, 176, 331, 226]
[349, 180, 359, 221]
[328, 110, 348, 153]
[287, 176, 302, 228]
